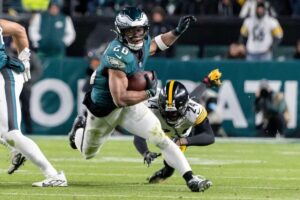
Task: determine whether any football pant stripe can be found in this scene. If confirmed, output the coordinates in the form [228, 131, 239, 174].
[1, 68, 18, 131]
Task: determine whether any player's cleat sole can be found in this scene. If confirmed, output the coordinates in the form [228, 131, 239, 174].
[7, 153, 26, 175]
[68, 115, 86, 149]
[32, 171, 68, 187]
[187, 176, 212, 192]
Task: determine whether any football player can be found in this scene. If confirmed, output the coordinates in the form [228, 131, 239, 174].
[133, 69, 222, 183]
[0, 19, 67, 186]
[68, 7, 212, 192]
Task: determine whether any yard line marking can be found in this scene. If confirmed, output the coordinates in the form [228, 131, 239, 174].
[49, 157, 266, 166]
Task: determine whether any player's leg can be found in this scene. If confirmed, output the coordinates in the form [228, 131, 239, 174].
[73, 109, 123, 159]
[0, 69, 66, 187]
[148, 160, 175, 183]
[120, 103, 212, 192]
[0, 137, 26, 174]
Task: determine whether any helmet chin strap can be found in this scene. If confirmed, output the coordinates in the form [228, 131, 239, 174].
[127, 41, 144, 51]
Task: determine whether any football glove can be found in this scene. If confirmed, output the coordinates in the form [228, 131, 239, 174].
[174, 15, 197, 36]
[145, 71, 158, 98]
[18, 48, 31, 82]
[202, 68, 222, 88]
[143, 151, 161, 167]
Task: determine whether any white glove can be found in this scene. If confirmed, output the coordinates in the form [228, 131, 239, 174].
[18, 48, 31, 82]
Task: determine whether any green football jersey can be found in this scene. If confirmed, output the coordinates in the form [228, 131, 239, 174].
[91, 35, 152, 109]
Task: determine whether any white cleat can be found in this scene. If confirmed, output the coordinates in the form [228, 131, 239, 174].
[32, 171, 68, 187]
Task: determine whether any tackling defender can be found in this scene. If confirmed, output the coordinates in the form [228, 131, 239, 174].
[0, 19, 67, 187]
[134, 70, 222, 183]
[69, 7, 211, 192]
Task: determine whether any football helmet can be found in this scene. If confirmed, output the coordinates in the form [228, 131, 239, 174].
[115, 7, 149, 51]
[158, 80, 189, 125]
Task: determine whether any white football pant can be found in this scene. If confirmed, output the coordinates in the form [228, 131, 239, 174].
[74, 102, 192, 176]
[0, 68, 57, 177]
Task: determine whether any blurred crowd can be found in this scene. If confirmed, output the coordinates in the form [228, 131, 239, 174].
[2, 0, 300, 18]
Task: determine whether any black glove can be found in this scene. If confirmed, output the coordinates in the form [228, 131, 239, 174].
[145, 71, 158, 98]
[143, 151, 161, 167]
[173, 15, 197, 36]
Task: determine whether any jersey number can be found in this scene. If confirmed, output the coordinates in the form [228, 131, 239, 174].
[113, 45, 129, 55]
[252, 25, 265, 42]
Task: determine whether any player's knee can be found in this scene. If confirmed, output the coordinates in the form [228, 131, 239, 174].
[149, 133, 171, 150]
[2, 130, 23, 147]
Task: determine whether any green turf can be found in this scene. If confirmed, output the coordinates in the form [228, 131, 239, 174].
[1, 137, 300, 200]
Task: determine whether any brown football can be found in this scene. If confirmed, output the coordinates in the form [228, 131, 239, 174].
[127, 71, 154, 91]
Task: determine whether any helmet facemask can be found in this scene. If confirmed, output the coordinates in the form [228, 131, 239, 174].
[120, 26, 149, 51]
[162, 101, 188, 125]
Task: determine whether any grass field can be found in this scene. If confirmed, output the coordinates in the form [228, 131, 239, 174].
[0, 136, 300, 200]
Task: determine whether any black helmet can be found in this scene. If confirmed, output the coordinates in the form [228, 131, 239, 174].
[115, 7, 149, 51]
[158, 80, 189, 125]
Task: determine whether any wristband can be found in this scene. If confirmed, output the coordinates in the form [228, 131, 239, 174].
[154, 34, 169, 51]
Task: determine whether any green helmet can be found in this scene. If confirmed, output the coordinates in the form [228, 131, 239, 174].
[115, 7, 149, 51]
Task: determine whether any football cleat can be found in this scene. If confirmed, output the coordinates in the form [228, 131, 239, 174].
[68, 115, 86, 149]
[187, 175, 212, 192]
[148, 167, 174, 184]
[7, 152, 26, 174]
[32, 171, 68, 187]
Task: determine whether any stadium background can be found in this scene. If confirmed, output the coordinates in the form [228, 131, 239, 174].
[2, 0, 300, 137]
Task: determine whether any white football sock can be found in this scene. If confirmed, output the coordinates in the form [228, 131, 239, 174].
[74, 128, 84, 153]
[161, 140, 192, 176]
[2, 130, 57, 177]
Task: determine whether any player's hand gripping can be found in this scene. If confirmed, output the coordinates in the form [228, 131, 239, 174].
[174, 15, 197, 36]
[203, 69, 222, 88]
[18, 48, 31, 82]
[143, 151, 161, 167]
[145, 71, 158, 98]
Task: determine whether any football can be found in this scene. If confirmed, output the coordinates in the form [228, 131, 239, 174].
[127, 71, 154, 91]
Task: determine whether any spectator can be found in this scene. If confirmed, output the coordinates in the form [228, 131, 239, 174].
[28, 0, 76, 60]
[150, 6, 174, 57]
[239, 0, 277, 18]
[6, 39, 43, 134]
[218, 0, 233, 16]
[239, 2, 283, 61]
[294, 39, 300, 59]
[254, 80, 290, 137]
[227, 42, 246, 59]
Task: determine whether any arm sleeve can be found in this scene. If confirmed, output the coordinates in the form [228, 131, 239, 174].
[63, 16, 76, 46]
[28, 14, 41, 48]
[189, 83, 207, 103]
[133, 135, 150, 156]
[186, 118, 215, 146]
